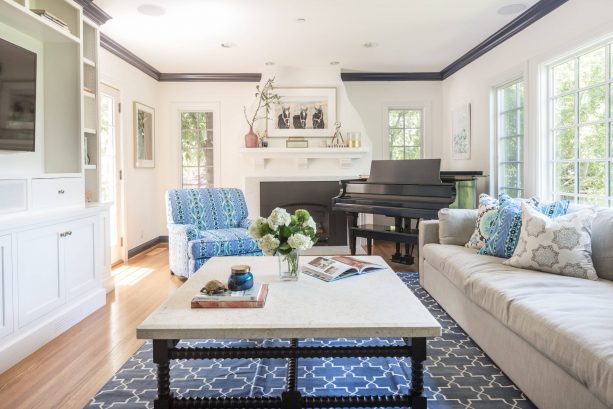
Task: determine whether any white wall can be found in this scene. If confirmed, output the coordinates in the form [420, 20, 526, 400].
[99, 49, 160, 251]
[441, 0, 613, 197]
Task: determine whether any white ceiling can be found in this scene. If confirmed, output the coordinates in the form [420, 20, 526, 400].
[96, 0, 540, 73]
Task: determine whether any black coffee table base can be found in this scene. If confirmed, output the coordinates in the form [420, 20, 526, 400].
[152, 337, 428, 409]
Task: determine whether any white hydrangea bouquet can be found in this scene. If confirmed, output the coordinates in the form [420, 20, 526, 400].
[249, 208, 318, 280]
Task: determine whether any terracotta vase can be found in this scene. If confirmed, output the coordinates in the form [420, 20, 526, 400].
[244, 126, 258, 148]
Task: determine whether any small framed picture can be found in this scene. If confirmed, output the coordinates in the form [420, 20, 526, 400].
[134, 102, 155, 168]
[286, 138, 309, 148]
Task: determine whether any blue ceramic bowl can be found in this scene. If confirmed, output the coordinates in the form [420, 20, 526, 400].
[227, 271, 254, 291]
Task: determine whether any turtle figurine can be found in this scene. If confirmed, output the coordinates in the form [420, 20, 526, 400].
[201, 280, 228, 296]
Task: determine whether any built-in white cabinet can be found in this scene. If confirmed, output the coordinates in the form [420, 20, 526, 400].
[64, 217, 98, 300]
[0, 236, 13, 340]
[31, 177, 84, 209]
[16, 215, 98, 327]
[0, 207, 108, 373]
[17, 224, 64, 327]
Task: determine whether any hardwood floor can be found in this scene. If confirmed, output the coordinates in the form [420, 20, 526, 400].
[0, 242, 416, 409]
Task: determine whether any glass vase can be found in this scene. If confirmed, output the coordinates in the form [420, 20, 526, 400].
[278, 249, 300, 281]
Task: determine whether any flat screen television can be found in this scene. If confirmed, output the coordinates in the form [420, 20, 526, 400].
[0, 37, 36, 152]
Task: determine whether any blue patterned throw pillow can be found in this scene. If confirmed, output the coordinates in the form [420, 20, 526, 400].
[465, 194, 500, 249]
[479, 195, 570, 258]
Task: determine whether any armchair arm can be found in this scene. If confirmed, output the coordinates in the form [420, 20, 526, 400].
[418, 220, 440, 285]
[238, 218, 253, 229]
[167, 223, 199, 278]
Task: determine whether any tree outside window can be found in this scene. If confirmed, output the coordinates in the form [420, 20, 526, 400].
[549, 43, 612, 206]
[181, 111, 214, 188]
[496, 80, 524, 198]
[388, 109, 422, 160]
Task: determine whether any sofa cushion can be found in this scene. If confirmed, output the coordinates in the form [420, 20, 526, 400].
[423, 243, 613, 407]
[504, 203, 598, 280]
[438, 208, 478, 246]
[188, 228, 261, 259]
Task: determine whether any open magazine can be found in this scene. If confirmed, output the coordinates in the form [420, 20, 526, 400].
[302, 256, 385, 282]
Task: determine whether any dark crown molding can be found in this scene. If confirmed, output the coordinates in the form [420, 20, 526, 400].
[343, 0, 569, 81]
[100, 33, 161, 80]
[74, 0, 112, 26]
[94, 0, 568, 83]
[158, 73, 262, 82]
[440, 0, 569, 79]
[341, 72, 442, 82]
[99, 34, 262, 82]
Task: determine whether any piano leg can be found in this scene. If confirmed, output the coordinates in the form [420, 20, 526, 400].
[402, 218, 415, 265]
[346, 212, 358, 255]
[391, 217, 403, 263]
[366, 238, 372, 255]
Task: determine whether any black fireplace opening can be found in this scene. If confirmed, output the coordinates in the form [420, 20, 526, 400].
[260, 181, 347, 246]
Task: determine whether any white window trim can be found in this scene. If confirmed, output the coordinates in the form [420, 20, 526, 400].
[175, 103, 221, 188]
[381, 102, 431, 160]
[492, 77, 525, 197]
[542, 36, 613, 204]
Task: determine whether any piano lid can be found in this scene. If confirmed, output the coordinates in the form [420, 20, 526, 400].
[367, 159, 442, 184]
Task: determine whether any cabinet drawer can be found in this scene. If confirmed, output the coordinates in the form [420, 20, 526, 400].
[31, 178, 83, 209]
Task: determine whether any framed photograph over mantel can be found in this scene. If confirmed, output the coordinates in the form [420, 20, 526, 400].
[134, 101, 155, 168]
[267, 87, 336, 138]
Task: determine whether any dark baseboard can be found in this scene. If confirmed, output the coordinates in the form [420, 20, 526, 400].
[128, 236, 168, 259]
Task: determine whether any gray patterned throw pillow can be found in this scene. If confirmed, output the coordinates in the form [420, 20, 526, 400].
[503, 203, 598, 280]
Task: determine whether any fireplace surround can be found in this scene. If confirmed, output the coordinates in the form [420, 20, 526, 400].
[260, 181, 347, 246]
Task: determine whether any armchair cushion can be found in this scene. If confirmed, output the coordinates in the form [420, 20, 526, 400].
[188, 228, 261, 259]
[166, 188, 249, 230]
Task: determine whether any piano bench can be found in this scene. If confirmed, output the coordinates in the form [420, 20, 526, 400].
[350, 224, 418, 265]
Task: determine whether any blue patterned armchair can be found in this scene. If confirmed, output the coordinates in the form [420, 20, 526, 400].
[165, 188, 262, 278]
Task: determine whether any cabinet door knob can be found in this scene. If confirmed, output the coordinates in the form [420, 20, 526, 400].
[58, 189, 65, 194]
[67, 231, 72, 236]
[60, 232, 65, 238]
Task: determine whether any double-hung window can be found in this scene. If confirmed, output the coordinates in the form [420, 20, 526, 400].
[548, 41, 613, 206]
[181, 111, 215, 188]
[496, 80, 525, 198]
[388, 109, 423, 160]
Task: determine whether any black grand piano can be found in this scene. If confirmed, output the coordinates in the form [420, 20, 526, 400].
[332, 159, 456, 265]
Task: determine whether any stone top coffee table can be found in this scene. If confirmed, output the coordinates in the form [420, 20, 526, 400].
[138, 255, 441, 409]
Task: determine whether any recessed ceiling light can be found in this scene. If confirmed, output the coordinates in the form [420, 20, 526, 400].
[330, 61, 340, 65]
[363, 42, 378, 48]
[137, 4, 166, 16]
[296, 18, 306, 23]
[265, 61, 275, 66]
[221, 42, 237, 48]
[497, 3, 527, 15]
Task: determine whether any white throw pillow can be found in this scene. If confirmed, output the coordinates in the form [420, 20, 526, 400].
[503, 203, 598, 280]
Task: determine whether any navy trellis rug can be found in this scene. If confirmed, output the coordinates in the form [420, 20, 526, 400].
[86, 273, 535, 409]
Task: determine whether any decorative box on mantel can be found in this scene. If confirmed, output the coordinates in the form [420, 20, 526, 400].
[239, 147, 369, 169]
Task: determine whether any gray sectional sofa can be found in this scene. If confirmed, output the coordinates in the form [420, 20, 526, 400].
[418, 207, 613, 409]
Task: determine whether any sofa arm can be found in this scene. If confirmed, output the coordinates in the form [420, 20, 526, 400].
[167, 223, 199, 278]
[418, 220, 440, 284]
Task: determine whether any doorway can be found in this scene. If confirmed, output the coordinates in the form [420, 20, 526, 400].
[99, 83, 124, 264]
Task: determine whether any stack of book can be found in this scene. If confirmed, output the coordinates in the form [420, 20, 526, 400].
[191, 283, 268, 308]
[30, 9, 70, 32]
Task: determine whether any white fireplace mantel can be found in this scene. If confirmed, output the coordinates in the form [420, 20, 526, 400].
[239, 147, 369, 169]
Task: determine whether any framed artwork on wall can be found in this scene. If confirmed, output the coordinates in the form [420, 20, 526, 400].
[134, 101, 155, 168]
[267, 87, 336, 137]
[452, 103, 471, 160]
